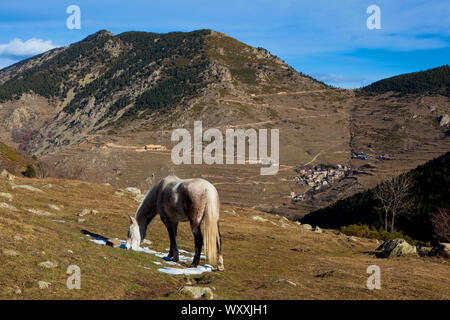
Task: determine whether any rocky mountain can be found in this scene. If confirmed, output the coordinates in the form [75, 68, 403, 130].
[0, 29, 448, 218]
[0, 29, 325, 156]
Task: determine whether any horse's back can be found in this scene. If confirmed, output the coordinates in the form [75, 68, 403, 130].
[158, 176, 218, 221]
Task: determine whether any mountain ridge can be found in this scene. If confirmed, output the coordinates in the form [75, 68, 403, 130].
[0, 29, 326, 156]
[0, 29, 448, 219]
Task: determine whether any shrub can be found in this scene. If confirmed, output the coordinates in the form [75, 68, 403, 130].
[23, 164, 36, 178]
[340, 224, 430, 246]
[430, 208, 450, 242]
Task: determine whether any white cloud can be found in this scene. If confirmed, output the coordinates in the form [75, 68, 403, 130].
[0, 38, 57, 57]
[312, 73, 364, 84]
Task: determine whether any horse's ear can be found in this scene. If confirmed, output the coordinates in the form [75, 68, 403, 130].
[129, 215, 135, 225]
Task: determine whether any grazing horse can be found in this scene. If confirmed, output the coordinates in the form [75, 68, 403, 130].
[125, 175, 224, 271]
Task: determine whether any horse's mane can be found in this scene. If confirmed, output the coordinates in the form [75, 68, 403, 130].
[134, 180, 161, 234]
[134, 176, 181, 228]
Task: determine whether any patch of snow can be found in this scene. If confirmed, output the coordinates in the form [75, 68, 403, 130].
[85, 234, 211, 275]
[157, 265, 213, 275]
[90, 238, 108, 245]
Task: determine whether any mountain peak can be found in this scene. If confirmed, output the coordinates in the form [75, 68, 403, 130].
[83, 29, 114, 42]
[0, 29, 326, 156]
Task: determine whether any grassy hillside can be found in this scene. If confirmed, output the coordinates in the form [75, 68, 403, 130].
[0, 140, 38, 175]
[301, 152, 450, 243]
[0, 174, 449, 299]
[360, 65, 450, 96]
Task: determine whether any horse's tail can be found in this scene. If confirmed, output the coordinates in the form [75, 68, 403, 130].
[203, 183, 220, 267]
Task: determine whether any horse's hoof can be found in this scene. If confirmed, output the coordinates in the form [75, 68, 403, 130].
[218, 265, 225, 271]
[189, 263, 198, 268]
[163, 255, 179, 262]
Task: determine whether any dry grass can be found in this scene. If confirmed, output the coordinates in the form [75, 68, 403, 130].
[0, 175, 448, 300]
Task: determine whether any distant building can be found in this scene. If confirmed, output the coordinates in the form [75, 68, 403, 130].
[144, 144, 166, 151]
[352, 153, 369, 160]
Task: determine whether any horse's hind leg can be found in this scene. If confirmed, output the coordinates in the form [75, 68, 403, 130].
[166, 223, 179, 262]
[190, 222, 203, 267]
[217, 222, 224, 271]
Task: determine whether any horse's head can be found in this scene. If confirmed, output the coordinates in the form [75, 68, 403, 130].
[125, 215, 141, 250]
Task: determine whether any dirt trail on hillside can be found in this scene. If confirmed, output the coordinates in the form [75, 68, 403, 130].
[105, 142, 170, 153]
[304, 152, 323, 166]
[255, 89, 329, 97]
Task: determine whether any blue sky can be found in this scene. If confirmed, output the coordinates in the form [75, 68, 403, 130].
[0, 0, 448, 88]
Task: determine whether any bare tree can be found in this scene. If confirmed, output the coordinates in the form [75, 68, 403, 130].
[375, 174, 414, 232]
[431, 208, 450, 242]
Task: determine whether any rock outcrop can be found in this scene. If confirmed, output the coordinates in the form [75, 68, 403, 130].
[375, 239, 417, 258]
[438, 114, 449, 127]
[180, 286, 214, 300]
[428, 243, 450, 259]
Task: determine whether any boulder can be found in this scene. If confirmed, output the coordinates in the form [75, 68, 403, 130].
[125, 187, 141, 195]
[428, 243, 450, 259]
[180, 286, 214, 300]
[38, 281, 51, 289]
[252, 216, 269, 222]
[78, 209, 98, 217]
[79, 209, 90, 217]
[0, 192, 13, 201]
[313, 226, 323, 233]
[302, 224, 312, 231]
[416, 246, 431, 257]
[376, 238, 417, 258]
[38, 261, 58, 269]
[438, 114, 449, 127]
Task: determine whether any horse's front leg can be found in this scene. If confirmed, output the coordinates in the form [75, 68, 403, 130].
[166, 223, 179, 262]
[190, 223, 203, 268]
